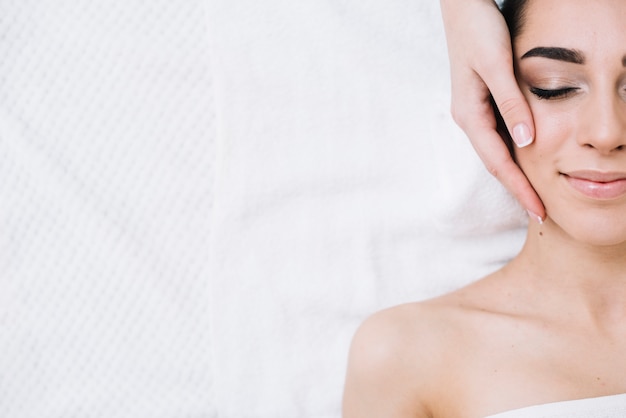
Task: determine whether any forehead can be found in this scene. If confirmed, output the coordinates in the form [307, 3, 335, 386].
[516, 0, 626, 57]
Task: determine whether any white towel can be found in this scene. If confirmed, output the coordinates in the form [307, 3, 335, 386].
[484, 393, 626, 418]
[205, 0, 526, 417]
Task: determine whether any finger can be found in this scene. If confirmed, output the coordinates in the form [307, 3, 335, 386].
[482, 58, 536, 149]
[469, 126, 546, 221]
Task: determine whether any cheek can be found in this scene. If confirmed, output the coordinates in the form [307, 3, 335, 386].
[517, 103, 574, 165]
[515, 123, 554, 173]
[515, 147, 546, 193]
[514, 108, 575, 198]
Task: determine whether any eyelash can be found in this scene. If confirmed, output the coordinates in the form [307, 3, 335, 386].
[530, 87, 579, 100]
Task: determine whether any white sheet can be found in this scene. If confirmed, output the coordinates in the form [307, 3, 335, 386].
[205, 1, 525, 417]
[484, 393, 626, 418]
[1, 1, 526, 417]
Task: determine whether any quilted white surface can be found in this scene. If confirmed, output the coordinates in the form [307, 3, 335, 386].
[1, 1, 526, 417]
[1, 1, 215, 416]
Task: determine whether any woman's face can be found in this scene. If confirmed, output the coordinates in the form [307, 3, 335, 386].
[514, 0, 626, 246]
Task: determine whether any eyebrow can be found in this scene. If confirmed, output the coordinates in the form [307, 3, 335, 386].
[521, 47, 585, 64]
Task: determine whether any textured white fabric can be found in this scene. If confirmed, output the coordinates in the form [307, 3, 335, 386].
[484, 393, 626, 418]
[2, 1, 527, 417]
[1, 1, 216, 417]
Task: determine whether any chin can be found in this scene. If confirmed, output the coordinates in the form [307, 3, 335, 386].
[551, 212, 626, 248]
[575, 233, 626, 248]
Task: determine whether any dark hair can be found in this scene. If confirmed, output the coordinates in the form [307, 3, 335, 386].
[499, 0, 530, 40]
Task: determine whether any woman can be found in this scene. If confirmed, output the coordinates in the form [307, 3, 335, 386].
[343, 0, 626, 416]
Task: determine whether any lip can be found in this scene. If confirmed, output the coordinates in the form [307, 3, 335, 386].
[562, 170, 626, 200]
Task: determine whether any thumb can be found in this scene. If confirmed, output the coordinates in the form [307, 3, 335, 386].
[489, 70, 535, 148]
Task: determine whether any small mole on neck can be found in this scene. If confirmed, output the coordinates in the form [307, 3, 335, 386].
[539, 231, 543, 237]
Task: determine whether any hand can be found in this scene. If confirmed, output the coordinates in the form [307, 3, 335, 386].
[440, 0, 545, 222]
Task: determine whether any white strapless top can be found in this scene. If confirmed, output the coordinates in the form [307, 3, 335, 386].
[484, 393, 626, 418]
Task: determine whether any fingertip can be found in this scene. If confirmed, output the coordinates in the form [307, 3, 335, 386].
[526, 210, 544, 225]
[522, 196, 546, 224]
[512, 122, 533, 148]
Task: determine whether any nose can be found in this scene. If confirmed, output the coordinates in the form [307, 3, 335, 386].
[579, 91, 626, 153]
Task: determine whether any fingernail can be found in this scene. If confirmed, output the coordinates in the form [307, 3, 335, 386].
[526, 210, 543, 225]
[513, 123, 533, 148]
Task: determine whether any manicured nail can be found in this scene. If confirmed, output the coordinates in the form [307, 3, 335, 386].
[527, 210, 543, 224]
[513, 123, 533, 148]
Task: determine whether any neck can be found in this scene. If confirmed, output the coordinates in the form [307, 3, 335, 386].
[509, 218, 626, 330]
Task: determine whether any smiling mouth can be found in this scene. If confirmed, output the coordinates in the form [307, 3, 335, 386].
[562, 171, 626, 200]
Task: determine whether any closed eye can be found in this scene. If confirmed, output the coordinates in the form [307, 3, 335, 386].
[530, 87, 579, 100]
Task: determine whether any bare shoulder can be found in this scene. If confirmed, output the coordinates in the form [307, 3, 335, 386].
[342, 275, 518, 418]
[342, 269, 551, 418]
[342, 300, 466, 418]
